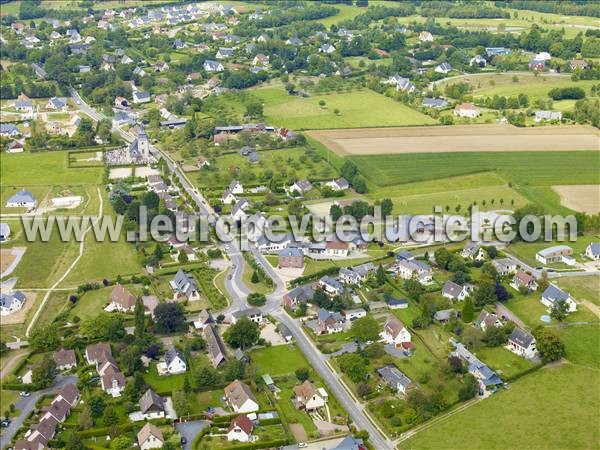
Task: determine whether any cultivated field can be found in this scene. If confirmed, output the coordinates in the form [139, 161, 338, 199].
[308, 125, 600, 155]
[553, 185, 600, 214]
[255, 88, 436, 130]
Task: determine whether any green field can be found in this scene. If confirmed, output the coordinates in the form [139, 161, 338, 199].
[556, 324, 600, 370]
[349, 152, 600, 188]
[250, 345, 309, 376]
[506, 235, 599, 267]
[555, 275, 600, 307]
[0, 151, 103, 185]
[254, 88, 436, 130]
[403, 364, 599, 449]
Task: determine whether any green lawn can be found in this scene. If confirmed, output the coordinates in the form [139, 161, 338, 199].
[556, 324, 600, 370]
[474, 346, 538, 380]
[555, 275, 600, 307]
[350, 151, 600, 188]
[254, 88, 436, 130]
[403, 364, 600, 449]
[1, 151, 103, 185]
[250, 345, 309, 376]
[144, 362, 188, 394]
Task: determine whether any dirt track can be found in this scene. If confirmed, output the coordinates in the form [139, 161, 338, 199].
[308, 124, 600, 155]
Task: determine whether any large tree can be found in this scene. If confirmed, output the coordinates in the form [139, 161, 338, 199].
[32, 356, 56, 388]
[535, 329, 565, 363]
[338, 353, 367, 383]
[224, 317, 260, 349]
[154, 303, 187, 333]
[350, 316, 380, 343]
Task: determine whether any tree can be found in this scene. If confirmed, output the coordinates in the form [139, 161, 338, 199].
[110, 436, 131, 450]
[121, 346, 141, 376]
[287, 199, 304, 217]
[351, 316, 380, 343]
[154, 302, 187, 333]
[474, 281, 497, 308]
[461, 297, 475, 322]
[173, 390, 191, 416]
[330, 204, 343, 221]
[66, 432, 86, 450]
[245, 101, 263, 117]
[338, 353, 367, 382]
[195, 365, 221, 388]
[88, 394, 106, 418]
[225, 317, 260, 349]
[352, 176, 367, 194]
[32, 356, 56, 388]
[102, 406, 118, 427]
[357, 383, 372, 397]
[250, 271, 259, 284]
[247, 292, 266, 306]
[224, 359, 246, 381]
[458, 374, 479, 401]
[485, 246, 498, 259]
[78, 406, 93, 429]
[134, 298, 145, 339]
[404, 279, 424, 301]
[81, 313, 125, 341]
[29, 324, 60, 352]
[447, 355, 465, 374]
[434, 248, 451, 269]
[319, 99, 326, 107]
[376, 264, 386, 286]
[295, 368, 310, 382]
[380, 198, 393, 216]
[482, 325, 507, 347]
[535, 329, 565, 363]
[550, 300, 569, 322]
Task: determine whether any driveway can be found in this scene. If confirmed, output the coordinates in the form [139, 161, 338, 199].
[0, 375, 77, 448]
[175, 420, 210, 450]
[495, 302, 527, 329]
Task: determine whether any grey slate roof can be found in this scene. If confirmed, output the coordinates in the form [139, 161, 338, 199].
[377, 365, 412, 390]
[165, 346, 185, 366]
[509, 328, 535, 348]
[541, 284, 569, 304]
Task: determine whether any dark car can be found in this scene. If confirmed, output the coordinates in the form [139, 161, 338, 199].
[1, 419, 11, 428]
[180, 437, 187, 445]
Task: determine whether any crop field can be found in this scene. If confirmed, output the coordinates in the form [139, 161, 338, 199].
[254, 88, 436, 130]
[402, 364, 600, 449]
[552, 185, 600, 214]
[0, 151, 103, 185]
[440, 73, 599, 99]
[308, 125, 600, 155]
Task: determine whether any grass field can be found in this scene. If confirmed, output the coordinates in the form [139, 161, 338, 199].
[250, 345, 309, 376]
[0, 151, 103, 185]
[403, 364, 599, 449]
[254, 88, 436, 130]
[474, 346, 537, 379]
[506, 235, 599, 267]
[347, 151, 600, 188]
[556, 324, 600, 370]
[555, 275, 600, 307]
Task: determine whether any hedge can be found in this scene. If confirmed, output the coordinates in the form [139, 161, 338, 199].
[290, 266, 339, 286]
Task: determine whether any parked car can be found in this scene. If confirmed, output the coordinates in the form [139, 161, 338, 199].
[1, 419, 11, 427]
[20, 391, 30, 397]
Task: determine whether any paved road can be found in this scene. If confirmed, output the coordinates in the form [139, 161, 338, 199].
[273, 313, 392, 450]
[495, 302, 527, 329]
[0, 375, 77, 448]
[175, 420, 209, 450]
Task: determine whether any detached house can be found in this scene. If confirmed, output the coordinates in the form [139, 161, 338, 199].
[225, 380, 259, 413]
[435, 62, 452, 74]
[137, 423, 164, 450]
[170, 269, 200, 300]
[419, 31, 434, 42]
[454, 102, 480, 118]
[232, 307, 264, 325]
[380, 315, 412, 349]
[290, 179, 313, 195]
[474, 310, 502, 332]
[278, 247, 305, 268]
[377, 365, 413, 395]
[0, 291, 26, 315]
[204, 60, 224, 72]
[319, 276, 344, 296]
[511, 270, 537, 292]
[293, 380, 328, 411]
[442, 281, 472, 301]
[508, 328, 537, 359]
[139, 388, 165, 419]
[585, 242, 600, 260]
[158, 347, 187, 375]
[491, 258, 517, 276]
[133, 91, 152, 104]
[53, 348, 76, 371]
[540, 285, 577, 313]
[283, 284, 315, 310]
[394, 259, 432, 284]
[6, 189, 37, 208]
[316, 308, 345, 334]
[227, 414, 254, 442]
[107, 284, 136, 313]
[535, 245, 573, 265]
[204, 324, 227, 368]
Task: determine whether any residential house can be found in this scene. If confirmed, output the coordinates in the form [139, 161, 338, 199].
[231, 198, 249, 221]
[154, 61, 169, 72]
[204, 324, 227, 367]
[100, 364, 126, 397]
[139, 388, 165, 419]
[85, 342, 112, 365]
[290, 179, 313, 195]
[541, 285, 577, 312]
[394, 259, 432, 284]
[386, 297, 408, 310]
[452, 340, 502, 391]
[422, 97, 448, 109]
[377, 365, 413, 395]
[194, 309, 214, 330]
[442, 281, 472, 301]
[461, 242, 482, 260]
[435, 62, 452, 74]
[53, 348, 76, 371]
[470, 55, 487, 67]
[224, 380, 259, 413]
[293, 380, 327, 410]
[325, 178, 350, 191]
[216, 47, 234, 59]
[585, 242, 600, 260]
[474, 310, 502, 332]
[232, 307, 264, 325]
[529, 59, 546, 70]
[320, 43, 336, 53]
[511, 270, 538, 292]
[170, 269, 200, 300]
[485, 47, 511, 57]
[454, 102, 480, 118]
[158, 347, 187, 375]
[252, 53, 269, 66]
[133, 91, 152, 104]
[433, 308, 456, 324]
[282, 285, 315, 310]
[7, 140, 25, 153]
[197, 155, 210, 168]
[316, 308, 345, 334]
[535, 245, 573, 265]
[278, 247, 304, 268]
[491, 258, 517, 276]
[6, 189, 37, 208]
[319, 276, 344, 296]
[54, 384, 79, 408]
[419, 31, 434, 42]
[46, 97, 67, 110]
[227, 414, 254, 442]
[107, 284, 136, 313]
[508, 328, 537, 359]
[0, 223, 10, 241]
[380, 315, 411, 348]
[0, 291, 26, 315]
[0, 123, 21, 137]
[324, 240, 350, 258]
[534, 110, 562, 122]
[570, 59, 589, 70]
[344, 308, 366, 321]
[203, 60, 224, 72]
[137, 423, 164, 450]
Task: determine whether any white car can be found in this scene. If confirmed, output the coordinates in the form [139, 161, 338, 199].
[20, 391, 31, 397]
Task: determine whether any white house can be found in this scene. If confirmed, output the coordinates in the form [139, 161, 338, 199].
[508, 328, 537, 359]
[203, 60, 224, 72]
[232, 307, 264, 325]
[441, 281, 472, 301]
[394, 259, 432, 284]
[435, 62, 452, 74]
[377, 365, 413, 395]
[139, 388, 165, 419]
[319, 276, 344, 296]
[319, 43, 336, 53]
[325, 178, 350, 191]
[344, 308, 367, 321]
[137, 423, 164, 450]
[380, 315, 411, 347]
[540, 285, 577, 313]
[491, 258, 517, 276]
[133, 91, 152, 104]
[293, 380, 327, 411]
[474, 310, 502, 332]
[157, 347, 187, 375]
[511, 270, 538, 292]
[585, 242, 600, 260]
[0, 291, 26, 315]
[225, 380, 259, 413]
[227, 414, 254, 442]
[6, 189, 37, 208]
[454, 102, 480, 118]
[419, 31, 433, 42]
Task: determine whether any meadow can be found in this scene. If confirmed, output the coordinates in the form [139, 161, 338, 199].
[402, 364, 600, 449]
[555, 275, 600, 307]
[348, 151, 600, 188]
[254, 88, 436, 130]
[249, 345, 309, 376]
